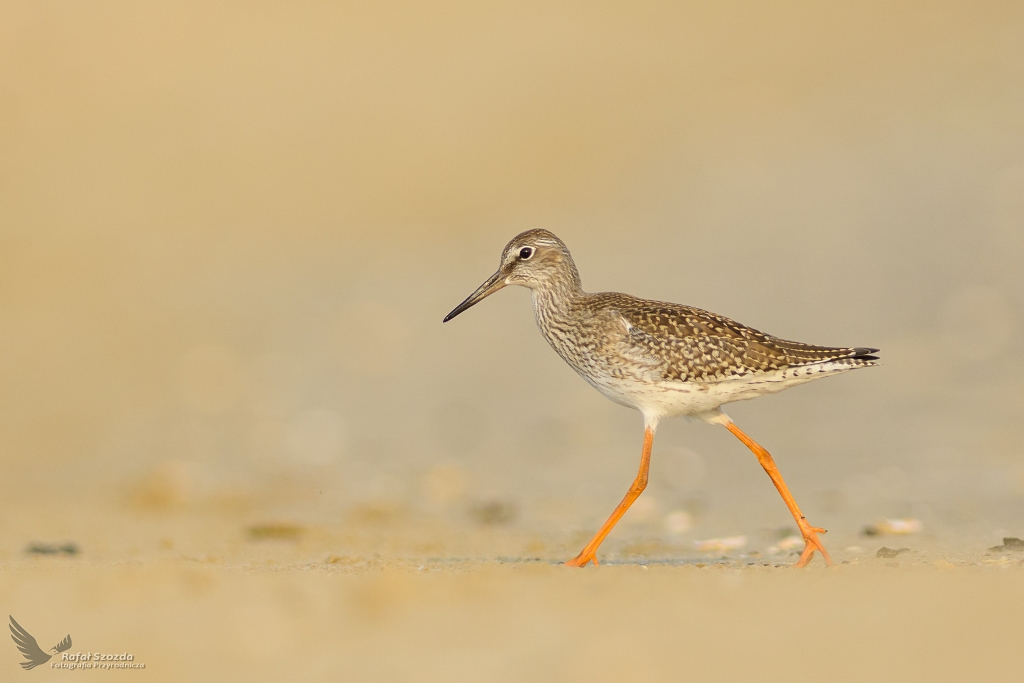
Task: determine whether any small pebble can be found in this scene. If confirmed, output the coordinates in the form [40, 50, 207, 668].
[776, 535, 803, 551]
[863, 518, 923, 536]
[26, 542, 79, 556]
[694, 535, 747, 552]
[988, 537, 1024, 553]
[663, 510, 693, 535]
[247, 523, 304, 540]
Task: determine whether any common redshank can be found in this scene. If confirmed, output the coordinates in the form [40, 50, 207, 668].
[443, 229, 878, 567]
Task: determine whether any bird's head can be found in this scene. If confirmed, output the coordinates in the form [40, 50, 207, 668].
[443, 229, 578, 322]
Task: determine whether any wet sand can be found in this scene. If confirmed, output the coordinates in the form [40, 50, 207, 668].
[2, 508, 1023, 682]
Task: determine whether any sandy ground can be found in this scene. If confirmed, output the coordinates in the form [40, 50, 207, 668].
[3, 505, 1023, 682]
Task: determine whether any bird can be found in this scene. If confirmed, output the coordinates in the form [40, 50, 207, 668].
[9, 616, 72, 670]
[442, 229, 878, 568]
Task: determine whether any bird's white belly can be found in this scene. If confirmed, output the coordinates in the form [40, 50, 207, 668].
[582, 362, 856, 420]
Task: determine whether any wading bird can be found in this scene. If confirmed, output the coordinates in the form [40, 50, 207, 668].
[443, 230, 877, 567]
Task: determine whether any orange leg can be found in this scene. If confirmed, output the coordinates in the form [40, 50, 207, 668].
[722, 420, 832, 568]
[566, 427, 654, 567]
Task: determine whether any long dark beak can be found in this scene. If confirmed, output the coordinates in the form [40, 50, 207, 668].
[443, 270, 508, 322]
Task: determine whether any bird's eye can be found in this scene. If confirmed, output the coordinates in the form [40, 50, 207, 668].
[519, 247, 534, 260]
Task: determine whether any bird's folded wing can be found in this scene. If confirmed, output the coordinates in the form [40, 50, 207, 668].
[598, 309, 745, 385]
[614, 301, 868, 381]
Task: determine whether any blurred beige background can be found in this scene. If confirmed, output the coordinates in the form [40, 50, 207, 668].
[1, 1, 1023, 680]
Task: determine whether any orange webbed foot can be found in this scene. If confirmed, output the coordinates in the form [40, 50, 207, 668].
[564, 551, 599, 568]
[794, 521, 832, 568]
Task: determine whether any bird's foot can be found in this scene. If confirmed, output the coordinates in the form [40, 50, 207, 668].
[794, 520, 832, 568]
[564, 549, 599, 568]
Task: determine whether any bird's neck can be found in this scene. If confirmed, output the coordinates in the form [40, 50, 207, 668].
[531, 259, 583, 319]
